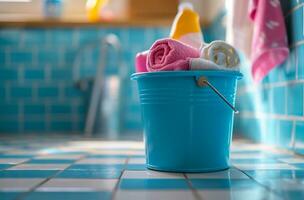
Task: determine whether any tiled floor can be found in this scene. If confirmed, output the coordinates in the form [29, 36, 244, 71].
[0, 137, 304, 200]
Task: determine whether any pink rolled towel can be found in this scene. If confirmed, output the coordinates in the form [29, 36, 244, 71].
[147, 38, 200, 72]
[135, 50, 149, 72]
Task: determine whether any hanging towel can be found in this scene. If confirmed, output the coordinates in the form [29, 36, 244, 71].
[249, 0, 289, 82]
[135, 50, 149, 72]
[147, 38, 200, 72]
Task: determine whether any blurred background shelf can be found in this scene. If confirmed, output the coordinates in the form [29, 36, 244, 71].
[0, 16, 176, 28]
[0, 0, 216, 28]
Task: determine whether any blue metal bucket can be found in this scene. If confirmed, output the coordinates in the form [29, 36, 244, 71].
[131, 70, 242, 172]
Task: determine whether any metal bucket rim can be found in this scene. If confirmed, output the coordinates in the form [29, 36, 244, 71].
[131, 70, 243, 80]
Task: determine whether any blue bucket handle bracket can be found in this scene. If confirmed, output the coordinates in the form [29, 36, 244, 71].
[195, 76, 239, 114]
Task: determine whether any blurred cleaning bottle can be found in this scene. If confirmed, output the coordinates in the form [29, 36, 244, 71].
[86, 0, 107, 22]
[170, 2, 203, 49]
[43, 0, 63, 19]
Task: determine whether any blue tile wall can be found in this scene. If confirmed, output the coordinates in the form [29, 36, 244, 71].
[203, 9, 226, 42]
[235, 1, 304, 154]
[0, 26, 169, 134]
[295, 121, 304, 153]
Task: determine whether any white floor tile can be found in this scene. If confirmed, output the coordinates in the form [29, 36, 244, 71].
[186, 168, 249, 179]
[230, 154, 268, 159]
[121, 170, 185, 179]
[75, 158, 127, 165]
[256, 179, 304, 190]
[0, 178, 45, 191]
[114, 190, 196, 200]
[90, 150, 145, 156]
[36, 178, 118, 191]
[231, 144, 270, 151]
[0, 146, 15, 152]
[233, 163, 298, 170]
[278, 157, 304, 164]
[7, 164, 70, 170]
[198, 188, 282, 200]
[3, 150, 39, 155]
[67, 141, 144, 150]
[0, 158, 29, 164]
[34, 154, 85, 160]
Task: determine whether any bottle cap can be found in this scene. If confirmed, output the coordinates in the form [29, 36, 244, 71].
[178, 2, 194, 11]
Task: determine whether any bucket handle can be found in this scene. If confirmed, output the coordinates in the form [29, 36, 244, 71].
[196, 76, 239, 114]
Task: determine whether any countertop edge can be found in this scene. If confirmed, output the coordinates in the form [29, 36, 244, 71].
[0, 17, 209, 28]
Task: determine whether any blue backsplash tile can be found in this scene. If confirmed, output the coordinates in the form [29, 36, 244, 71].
[24, 69, 45, 80]
[50, 104, 72, 114]
[286, 83, 303, 116]
[9, 49, 33, 64]
[50, 120, 74, 132]
[47, 29, 77, 47]
[295, 121, 304, 152]
[23, 120, 46, 133]
[24, 104, 46, 115]
[277, 120, 293, 148]
[10, 86, 32, 99]
[51, 68, 72, 81]
[235, 1, 304, 154]
[0, 51, 5, 65]
[283, 48, 296, 81]
[37, 86, 59, 98]
[0, 26, 169, 134]
[0, 104, 19, 115]
[22, 29, 47, 46]
[0, 29, 22, 47]
[297, 44, 304, 79]
[272, 86, 286, 115]
[64, 87, 83, 98]
[38, 50, 60, 65]
[0, 68, 18, 80]
[291, 8, 303, 43]
[263, 119, 278, 145]
[0, 120, 20, 133]
[290, 0, 302, 8]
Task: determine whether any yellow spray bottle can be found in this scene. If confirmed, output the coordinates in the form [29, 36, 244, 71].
[170, 2, 203, 49]
[86, 0, 107, 22]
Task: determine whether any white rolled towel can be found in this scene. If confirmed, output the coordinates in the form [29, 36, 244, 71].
[200, 40, 240, 69]
[190, 58, 240, 71]
[190, 58, 221, 70]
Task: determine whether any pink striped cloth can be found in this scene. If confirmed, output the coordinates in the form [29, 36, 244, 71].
[147, 38, 200, 72]
[249, 0, 289, 82]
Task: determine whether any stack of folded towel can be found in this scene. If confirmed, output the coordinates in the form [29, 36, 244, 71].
[135, 38, 240, 73]
[134, 2, 240, 73]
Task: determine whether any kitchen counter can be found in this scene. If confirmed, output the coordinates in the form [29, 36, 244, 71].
[0, 136, 303, 200]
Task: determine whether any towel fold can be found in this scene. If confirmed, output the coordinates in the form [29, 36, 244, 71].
[190, 58, 240, 71]
[190, 58, 222, 70]
[200, 40, 240, 69]
[147, 38, 200, 72]
[135, 50, 149, 72]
